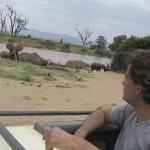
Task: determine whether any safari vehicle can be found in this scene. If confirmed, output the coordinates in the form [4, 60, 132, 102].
[0, 111, 120, 150]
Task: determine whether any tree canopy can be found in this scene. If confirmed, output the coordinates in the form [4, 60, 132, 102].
[95, 35, 107, 55]
[111, 36, 150, 72]
[108, 35, 127, 52]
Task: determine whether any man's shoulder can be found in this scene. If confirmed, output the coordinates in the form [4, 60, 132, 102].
[111, 104, 135, 128]
[112, 104, 134, 115]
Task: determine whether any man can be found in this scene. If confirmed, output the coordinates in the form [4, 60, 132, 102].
[43, 49, 150, 150]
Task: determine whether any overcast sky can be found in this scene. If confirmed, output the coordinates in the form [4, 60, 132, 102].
[1, 0, 150, 42]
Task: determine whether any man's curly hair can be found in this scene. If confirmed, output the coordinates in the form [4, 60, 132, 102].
[126, 49, 150, 104]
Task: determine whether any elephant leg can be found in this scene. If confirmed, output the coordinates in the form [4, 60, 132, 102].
[12, 53, 15, 60]
[16, 52, 19, 61]
[10, 51, 12, 60]
[11, 49, 16, 61]
[9, 48, 14, 60]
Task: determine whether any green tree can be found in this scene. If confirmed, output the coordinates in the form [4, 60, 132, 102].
[95, 35, 107, 55]
[111, 36, 150, 72]
[108, 35, 127, 52]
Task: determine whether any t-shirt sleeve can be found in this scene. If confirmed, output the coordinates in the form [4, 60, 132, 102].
[111, 104, 133, 129]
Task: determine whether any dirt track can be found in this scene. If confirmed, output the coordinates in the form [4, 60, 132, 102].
[0, 71, 126, 126]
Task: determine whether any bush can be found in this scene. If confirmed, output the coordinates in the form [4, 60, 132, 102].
[81, 48, 88, 53]
[39, 39, 55, 49]
[21, 73, 33, 82]
[95, 49, 113, 58]
[7, 38, 16, 43]
[61, 43, 70, 52]
[27, 34, 32, 39]
[65, 60, 89, 69]
[19, 52, 49, 66]
[111, 51, 129, 72]
[111, 36, 150, 72]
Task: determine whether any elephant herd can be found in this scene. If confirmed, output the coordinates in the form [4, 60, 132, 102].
[0, 44, 110, 71]
[0, 43, 23, 61]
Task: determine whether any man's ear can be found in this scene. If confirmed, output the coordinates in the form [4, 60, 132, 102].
[136, 84, 143, 95]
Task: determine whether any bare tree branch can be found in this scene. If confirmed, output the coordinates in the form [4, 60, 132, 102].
[75, 28, 94, 46]
[6, 5, 29, 36]
[14, 17, 29, 36]
[0, 9, 7, 33]
[7, 5, 17, 35]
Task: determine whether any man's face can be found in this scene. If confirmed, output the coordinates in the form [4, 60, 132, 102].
[122, 64, 138, 104]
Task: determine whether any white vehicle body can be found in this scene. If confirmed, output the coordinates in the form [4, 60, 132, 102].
[0, 125, 59, 150]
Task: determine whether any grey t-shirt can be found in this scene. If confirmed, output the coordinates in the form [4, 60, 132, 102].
[111, 104, 150, 150]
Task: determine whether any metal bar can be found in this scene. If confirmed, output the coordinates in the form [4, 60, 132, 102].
[0, 111, 94, 116]
[0, 123, 25, 150]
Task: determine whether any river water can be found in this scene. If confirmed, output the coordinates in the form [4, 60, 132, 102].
[0, 43, 111, 65]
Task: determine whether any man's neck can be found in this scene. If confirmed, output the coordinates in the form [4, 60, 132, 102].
[134, 103, 150, 122]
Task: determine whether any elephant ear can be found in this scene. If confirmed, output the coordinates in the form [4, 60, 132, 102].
[6, 43, 13, 50]
[16, 44, 23, 52]
[12, 44, 23, 52]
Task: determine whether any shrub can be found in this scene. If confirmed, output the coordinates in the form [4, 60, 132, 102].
[7, 38, 16, 43]
[65, 60, 89, 69]
[61, 43, 70, 52]
[21, 73, 33, 82]
[81, 48, 88, 53]
[111, 36, 150, 72]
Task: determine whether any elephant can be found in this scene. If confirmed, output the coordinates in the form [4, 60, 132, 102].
[40, 59, 54, 66]
[6, 43, 23, 61]
[19, 52, 54, 66]
[90, 62, 107, 72]
[0, 51, 10, 59]
[38, 59, 49, 66]
[36, 58, 54, 66]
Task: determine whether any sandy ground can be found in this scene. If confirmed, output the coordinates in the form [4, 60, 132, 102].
[0, 71, 126, 126]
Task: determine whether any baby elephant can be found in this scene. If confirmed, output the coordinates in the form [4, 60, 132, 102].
[0, 51, 10, 59]
[90, 62, 107, 72]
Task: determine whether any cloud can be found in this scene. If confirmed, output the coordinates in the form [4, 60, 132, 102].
[0, 0, 150, 42]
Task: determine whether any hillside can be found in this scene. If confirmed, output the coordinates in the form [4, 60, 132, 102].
[20, 29, 82, 45]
